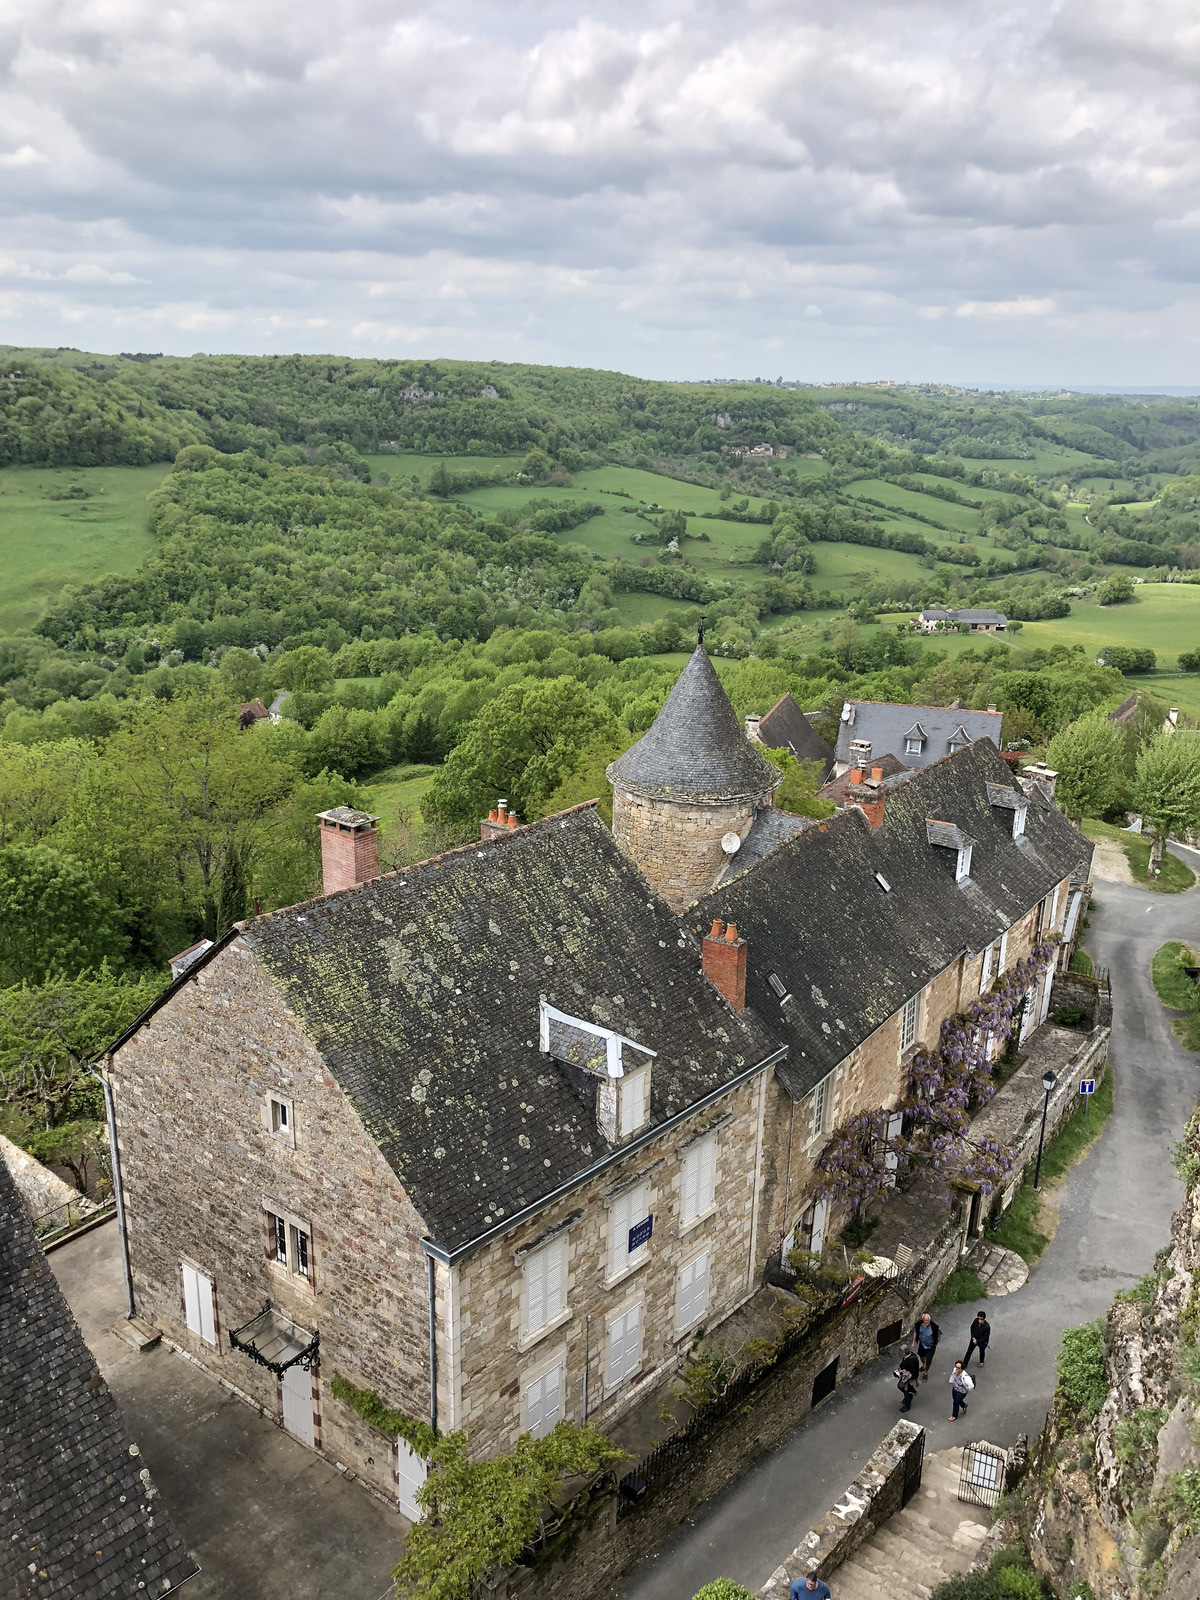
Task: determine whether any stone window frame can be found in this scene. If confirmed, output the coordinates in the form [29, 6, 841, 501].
[263, 1199, 316, 1295]
[679, 1131, 718, 1233]
[519, 1343, 568, 1440]
[605, 1179, 653, 1289]
[604, 1291, 646, 1394]
[518, 1232, 572, 1353]
[673, 1247, 711, 1340]
[265, 1091, 296, 1149]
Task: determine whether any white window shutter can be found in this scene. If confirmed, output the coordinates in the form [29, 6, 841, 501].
[810, 1198, 827, 1256]
[524, 1250, 547, 1336]
[676, 1252, 710, 1333]
[620, 1071, 647, 1137]
[524, 1237, 567, 1334]
[606, 1304, 643, 1387]
[998, 932, 1009, 974]
[681, 1147, 700, 1223]
[523, 1363, 564, 1440]
[979, 942, 994, 995]
[182, 1263, 215, 1344]
[884, 1111, 904, 1184]
[698, 1138, 716, 1214]
[545, 1236, 566, 1323]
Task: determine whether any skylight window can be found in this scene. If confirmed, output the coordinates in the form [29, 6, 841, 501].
[875, 872, 891, 892]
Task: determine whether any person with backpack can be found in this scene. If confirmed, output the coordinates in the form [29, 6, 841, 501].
[963, 1310, 991, 1371]
[949, 1360, 975, 1420]
[910, 1311, 941, 1379]
[895, 1349, 921, 1413]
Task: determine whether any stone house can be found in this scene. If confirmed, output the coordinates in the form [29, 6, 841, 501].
[103, 646, 1091, 1514]
[916, 608, 1008, 634]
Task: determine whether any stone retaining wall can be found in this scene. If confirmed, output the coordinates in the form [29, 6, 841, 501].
[0, 1132, 93, 1224]
[758, 1419, 925, 1596]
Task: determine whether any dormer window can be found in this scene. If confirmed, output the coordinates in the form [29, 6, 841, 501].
[903, 723, 926, 756]
[926, 819, 974, 885]
[540, 1001, 655, 1143]
[947, 725, 971, 754]
[986, 781, 1028, 840]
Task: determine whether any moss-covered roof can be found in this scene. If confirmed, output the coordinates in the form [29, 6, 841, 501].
[243, 807, 779, 1255]
[698, 740, 1092, 1102]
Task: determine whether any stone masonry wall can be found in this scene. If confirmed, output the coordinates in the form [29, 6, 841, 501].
[451, 1072, 770, 1455]
[110, 937, 430, 1508]
[609, 780, 761, 911]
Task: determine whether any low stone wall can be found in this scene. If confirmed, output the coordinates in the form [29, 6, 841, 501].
[758, 1420, 925, 1596]
[0, 1132, 93, 1224]
[1048, 972, 1109, 1031]
[492, 1278, 920, 1600]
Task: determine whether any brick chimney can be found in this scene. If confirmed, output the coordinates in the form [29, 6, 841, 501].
[702, 918, 747, 1010]
[481, 798, 521, 842]
[846, 773, 886, 830]
[317, 807, 379, 894]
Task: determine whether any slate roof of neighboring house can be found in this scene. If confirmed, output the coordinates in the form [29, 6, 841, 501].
[755, 693, 835, 776]
[819, 751, 909, 804]
[919, 608, 1007, 626]
[612, 645, 781, 800]
[241, 807, 781, 1256]
[1109, 693, 1139, 724]
[717, 809, 815, 883]
[835, 701, 1002, 770]
[0, 1160, 198, 1600]
[698, 739, 1092, 1103]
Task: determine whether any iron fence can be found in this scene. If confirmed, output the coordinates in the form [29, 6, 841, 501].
[33, 1195, 113, 1247]
[617, 1274, 893, 1512]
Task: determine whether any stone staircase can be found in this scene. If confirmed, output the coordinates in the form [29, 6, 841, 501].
[827, 1448, 990, 1599]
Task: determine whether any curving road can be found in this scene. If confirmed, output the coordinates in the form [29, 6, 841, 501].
[618, 848, 1200, 1600]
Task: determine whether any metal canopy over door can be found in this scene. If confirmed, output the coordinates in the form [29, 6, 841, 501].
[397, 1437, 427, 1521]
[281, 1355, 315, 1446]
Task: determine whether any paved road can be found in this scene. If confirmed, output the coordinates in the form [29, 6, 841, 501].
[618, 854, 1200, 1600]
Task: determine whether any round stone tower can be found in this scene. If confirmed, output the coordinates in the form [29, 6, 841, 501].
[607, 644, 781, 910]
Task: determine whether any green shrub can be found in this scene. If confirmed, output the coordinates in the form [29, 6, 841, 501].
[935, 1268, 988, 1306]
[1049, 1005, 1085, 1027]
[693, 1583, 757, 1600]
[1056, 1322, 1109, 1418]
[994, 1566, 1041, 1600]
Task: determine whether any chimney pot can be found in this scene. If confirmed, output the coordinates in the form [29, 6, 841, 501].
[724, 921, 739, 943]
[871, 767, 883, 781]
[497, 799, 508, 821]
[709, 918, 724, 939]
[849, 767, 863, 784]
[488, 807, 499, 823]
[702, 920, 747, 1009]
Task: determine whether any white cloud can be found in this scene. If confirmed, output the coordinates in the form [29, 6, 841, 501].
[0, 0, 1196, 379]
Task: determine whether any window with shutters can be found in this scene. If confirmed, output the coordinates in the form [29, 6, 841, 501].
[808, 1073, 832, 1144]
[900, 992, 920, 1054]
[606, 1303, 643, 1389]
[619, 1069, 650, 1138]
[607, 1182, 651, 1283]
[675, 1252, 710, 1336]
[997, 931, 1009, 974]
[979, 941, 996, 995]
[800, 1196, 827, 1255]
[521, 1359, 564, 1440]
[181, 1262, 216, 1345]
[265, 1205, 314, 1288]
[522, 1235, 568, 1340]
[680, 1134, 717, 1227]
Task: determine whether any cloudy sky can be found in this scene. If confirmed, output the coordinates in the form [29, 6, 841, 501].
[2, 0, 1198, 383]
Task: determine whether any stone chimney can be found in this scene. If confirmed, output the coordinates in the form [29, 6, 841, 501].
[481, 798, 520, 842]
[1017, 762, 1058, 804]
[744, 714, 762, 743]
[846, 770, 887, 830]
[317, 807, 379, 894]
[702, 918, 747, 1010]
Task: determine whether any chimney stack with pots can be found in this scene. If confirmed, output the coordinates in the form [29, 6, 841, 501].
[1017, 762, 1058, 804]
[481, 798, 521, 842]
[701, 918, 748, 1010]
[846, 771, 887, 830]
[317, 807, 379, 895]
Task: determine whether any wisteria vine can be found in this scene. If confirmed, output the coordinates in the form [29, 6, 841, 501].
[816, 938, 1060, 1215]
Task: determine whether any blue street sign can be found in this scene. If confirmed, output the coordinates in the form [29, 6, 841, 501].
[628, 1215, 653, 1252]
[1080, 1079, 1096, 1096]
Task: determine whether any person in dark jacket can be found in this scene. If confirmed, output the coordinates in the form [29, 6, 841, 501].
[896, 1349, 921, 1412]
[963, 1310, 991, 1370]
[910, 1312, 941, 1379]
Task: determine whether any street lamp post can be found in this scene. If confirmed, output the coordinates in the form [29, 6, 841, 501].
[1033, 1069, 1057, 1190]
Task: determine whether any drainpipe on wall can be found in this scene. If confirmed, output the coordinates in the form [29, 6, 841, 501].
[426, 1251, 438, 1436]
[91, 1061, 135, 1320]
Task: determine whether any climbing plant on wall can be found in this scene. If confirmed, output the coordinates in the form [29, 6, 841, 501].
[815, 938, 1060, 1214]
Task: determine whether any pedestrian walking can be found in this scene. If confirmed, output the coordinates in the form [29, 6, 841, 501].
[910, 1312, 941, 1379]
[789, 1575, 832, 1599]
[949, 1360, 974, 1421]
[895, 1349, 921, 1413]
[963, 1311, 991, 1371]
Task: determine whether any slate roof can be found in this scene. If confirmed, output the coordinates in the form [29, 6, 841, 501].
[755, 693, 835, 776]
[696, 739, 1092, 1103]
[612, 646, 781, 800]
[819, 752, 909, 805]
[241, 807, 781, 1257]
[717, 809, 815, 883]
[0, 1160, 198, 1600]
[920, 608, 1007, 626]
[835, 700, 1002, 771]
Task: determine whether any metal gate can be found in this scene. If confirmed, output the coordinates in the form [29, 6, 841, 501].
[901, 1428, 925, 1507]
[958, 1440, 1007, 1508]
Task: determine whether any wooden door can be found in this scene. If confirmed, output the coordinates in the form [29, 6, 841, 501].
[281, 1361, 315, 1447]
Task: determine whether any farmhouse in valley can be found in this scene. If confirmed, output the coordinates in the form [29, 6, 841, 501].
[101, 645, 1091, 1515]
[917, 607, 1008, 634]
[833, 698, 1003, 775]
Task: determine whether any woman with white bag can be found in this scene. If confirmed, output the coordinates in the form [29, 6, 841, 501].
[949, 1360, 975, 1420]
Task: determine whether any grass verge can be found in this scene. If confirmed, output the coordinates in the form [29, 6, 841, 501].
[1083, 819, 1196, 893]
[1151, 940, 1200, 1051]
[991, 1067, 1116, 1265]
[935, 1268, 989, 1306]
[1069, 949, 1094, 976]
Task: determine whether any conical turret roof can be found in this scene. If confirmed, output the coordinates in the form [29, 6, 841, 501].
[612, 646, 781, 801]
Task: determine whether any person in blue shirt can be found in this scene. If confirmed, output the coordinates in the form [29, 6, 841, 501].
[910, 1312, 942, 1379]
[789, 1575, 832, 1599]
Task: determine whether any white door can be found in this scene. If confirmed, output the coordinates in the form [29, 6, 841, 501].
[397, 1437, 427, 1521]
[522, 1362, 564, 1440]
[281, 1361, 315, 1446]
[181, 1263, 216, 1345]
[809, 1197, 828, 1256]
[606, 1304, 643, 1390]
[1019, 986, 1038, 1044]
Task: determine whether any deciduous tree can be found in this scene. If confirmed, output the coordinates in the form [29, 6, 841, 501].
[1132, 735, 1200, 871]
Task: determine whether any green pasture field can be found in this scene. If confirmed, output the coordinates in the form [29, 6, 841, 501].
[363, 764, 438, 832]
[959, 446, 1101, 475]
[1135, 673, 1200, 719]
[809, 542, 930, 590]
[0, 463, 166, 633]
[610, 592, 697, 627]
[363, 452, 516, 483]
[1018, 585, 1200, 666]
[904, 472, 1029, 507]
[846, 478, 982, 536]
